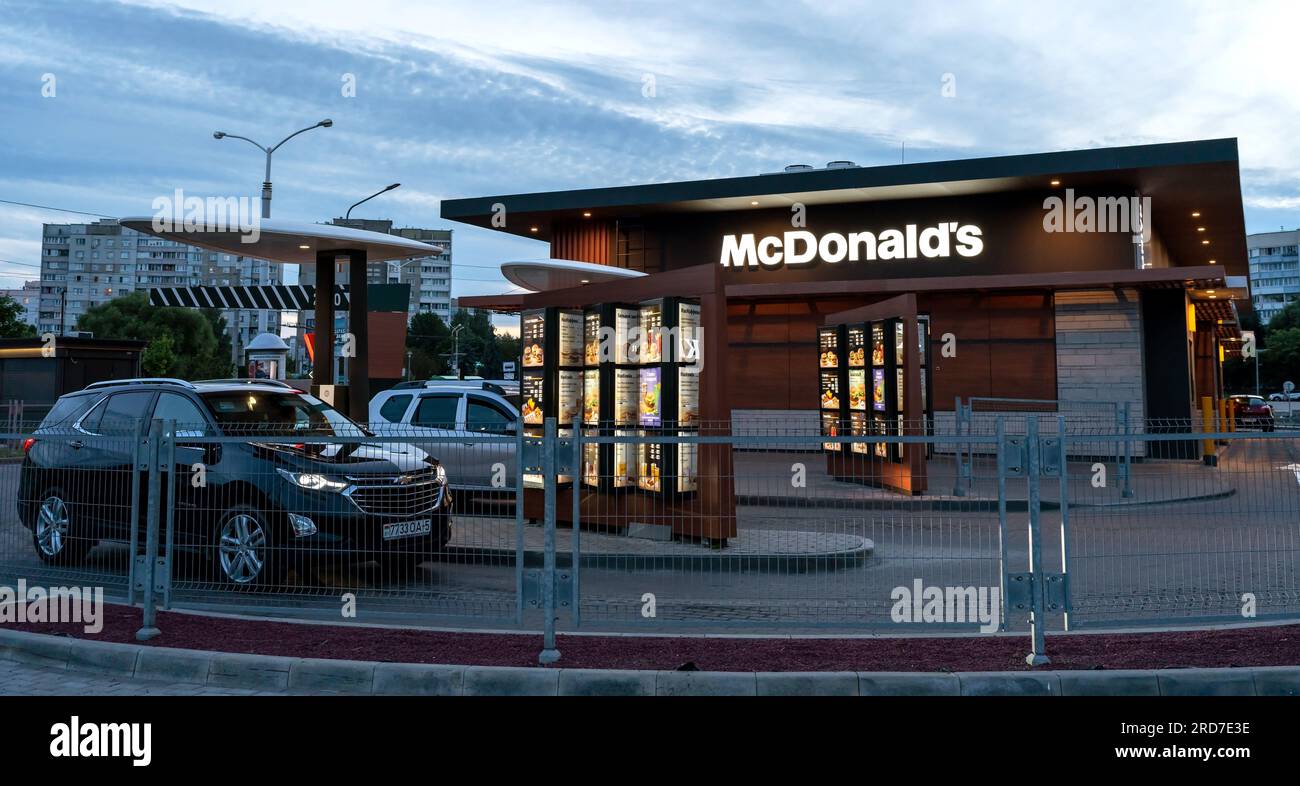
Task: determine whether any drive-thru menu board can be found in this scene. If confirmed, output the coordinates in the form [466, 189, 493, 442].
[543, 299, 700, 496]
[820, 315, 934, 466]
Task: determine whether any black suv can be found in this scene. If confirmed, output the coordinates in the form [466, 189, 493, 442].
[17, 379, 453, 587]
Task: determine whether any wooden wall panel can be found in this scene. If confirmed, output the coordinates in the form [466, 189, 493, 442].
[550, 220, 614, 265]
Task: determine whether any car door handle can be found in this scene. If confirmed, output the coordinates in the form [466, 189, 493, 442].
[68, 440, 83, 449]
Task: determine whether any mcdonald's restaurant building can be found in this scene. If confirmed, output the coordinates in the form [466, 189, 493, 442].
[447, 139, 1250, 465]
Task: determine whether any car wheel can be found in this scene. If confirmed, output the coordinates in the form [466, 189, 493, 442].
[215, 506, 277, 588]
[32, 490, 93, 565]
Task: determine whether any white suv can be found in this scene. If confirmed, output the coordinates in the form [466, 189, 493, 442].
[369, 381, 519, 492]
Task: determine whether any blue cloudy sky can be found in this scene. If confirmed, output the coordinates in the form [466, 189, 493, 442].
[1, 0, 1298, 299]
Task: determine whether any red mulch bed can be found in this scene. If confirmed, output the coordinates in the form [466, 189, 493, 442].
[6, 604, 1299, 672]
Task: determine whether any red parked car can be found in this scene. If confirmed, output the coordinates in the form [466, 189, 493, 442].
[1229, 394, 1275, 431]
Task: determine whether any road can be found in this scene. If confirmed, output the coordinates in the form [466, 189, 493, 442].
[1, 435, 1298, 634]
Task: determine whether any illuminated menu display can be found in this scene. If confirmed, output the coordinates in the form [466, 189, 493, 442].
[638, 442, 662, 492]
[820, 371, 841, 410]
[522, 312, 545, 368]
[678, 367, 700, 425]
[894, 321, 905, 366]
[871, 323, 885, 366]
[639, 303, 663, 363]
[584, 311, 602, 366]
[678, 302, 700, 364]
[850, 411, 869, 454]
[557, 370, 581, 424]
[848, 368, 866, 411]
[677, 438, 697, 493]
[615, 308, 637, 364]
[821, 411, 840, 452]
[521, 373, 544, 425]
[872, 368, 886, 412]
[615, 368, 637, 426]
[583, 369, 600, 425]
[847, 325, 866, 367]
[558, 310, 583, 367]
[639, 366, 662, 427]
[818, 327, 839, 369]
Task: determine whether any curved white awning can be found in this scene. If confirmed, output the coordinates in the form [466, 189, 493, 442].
[118, 217, 442, 264]
[501, 258, 646, 292]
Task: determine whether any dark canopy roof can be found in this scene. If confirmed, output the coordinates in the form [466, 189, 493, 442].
[442, 138, 1248, 277]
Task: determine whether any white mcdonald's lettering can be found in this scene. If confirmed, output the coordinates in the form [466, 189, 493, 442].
[719, 223, 984, 268]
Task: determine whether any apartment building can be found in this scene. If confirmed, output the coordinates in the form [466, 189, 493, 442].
[39, 219, 281, 364]
[1247, 229, 1300, 324]
[0, 280, 40, 329]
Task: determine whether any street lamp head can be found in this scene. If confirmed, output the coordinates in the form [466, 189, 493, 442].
[213, 131, 226, 139]
[319, 119, 334, 128]
[386, 183, 401, 191]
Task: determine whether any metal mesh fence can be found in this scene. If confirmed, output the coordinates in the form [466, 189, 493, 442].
[1, 401, 1297, 652]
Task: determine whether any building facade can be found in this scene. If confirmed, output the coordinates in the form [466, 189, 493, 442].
[39, 219, 281, 365]
[447, 139, 1251, 459]
[0, 280, 40, 329]
[1246, 229, 1300, 324]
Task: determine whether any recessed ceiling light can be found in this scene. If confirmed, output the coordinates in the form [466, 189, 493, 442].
[1197, 227, 1206, 232]
[1201, 239, 1210, 245]
[579, 279, 589, 284]
[750, 200, 759, 206]
[529, 226, 539, 233]
[582, 211, 592, 218]
[1050, 179, 1061, 187]
[1207, 290, 1216, 295]
[1208, 259, 1217, 264]
[1191, 211, 1201, 218]
[299, 244, 310, 250]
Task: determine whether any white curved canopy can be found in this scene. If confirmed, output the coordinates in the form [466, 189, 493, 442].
[118, 217, 442, 264]
[501, 258, 646, 292]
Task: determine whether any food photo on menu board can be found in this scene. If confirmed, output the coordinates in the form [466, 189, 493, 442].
[895, 321, 905, 365]
[848, 368, 866, 411]
[851, 411, 869, 454]
[584, 312, 601, 366]
[819, 371, 840, 410]
[639, 367, 662, 427]
[677, 367, 700, 425]
[521, 374, 544, 425]
[583, 369, 600, 425]
[559, 311, 583, 366]
[616, 308, 637, 364]
[872, 368, 886, 411]
[639, 303, 663, 362]
[819, 328, 839, 368]
[821, 411, 840, 451]
[847, 326, 865, 367]
[615, 368, 638, 425]
[557, 370, 581, 424]
[522, 312, 545, 368]
[871, 323, 885, 366]
[678, 302, 700, 362]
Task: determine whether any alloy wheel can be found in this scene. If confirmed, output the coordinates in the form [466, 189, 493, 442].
[35, 496, 69, 557]
[219, 513, 268, 585]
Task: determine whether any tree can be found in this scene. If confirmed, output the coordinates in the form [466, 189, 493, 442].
[0, 294, 36, 338]
[1261, 328, 1300, 391]
[406, 312, 450, 377]
[200, 309, 235, 378]
[142, 333, 178, 376]
[75, 292, 227, 379]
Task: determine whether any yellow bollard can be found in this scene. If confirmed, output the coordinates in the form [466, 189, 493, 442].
[1201, 396, 1216, 465]
[1229, 399, 1236, 432]
[1217, 398, 1228, 444]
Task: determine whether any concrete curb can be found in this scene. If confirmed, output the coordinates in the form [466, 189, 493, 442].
[3, 628, 1297, 695]
[450, 542, 873, 572]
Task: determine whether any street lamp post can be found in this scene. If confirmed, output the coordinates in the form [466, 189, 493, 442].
[345, 183, 401, 221]
[213, 119, 333, 219]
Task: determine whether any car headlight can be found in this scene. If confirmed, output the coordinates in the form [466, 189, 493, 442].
[435, 464, 447, 485]
[276, 468, 349, 492]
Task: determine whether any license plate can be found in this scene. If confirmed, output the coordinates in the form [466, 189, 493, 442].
[382, 519, 432, 540]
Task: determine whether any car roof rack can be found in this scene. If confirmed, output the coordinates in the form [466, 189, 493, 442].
[194, 378, 295, 389]
[86, 378, 198, 390]
[390, 379, 516, 397]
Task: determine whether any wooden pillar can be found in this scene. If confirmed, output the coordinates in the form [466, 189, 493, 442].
[345, 248, 370, 424]
[312, 250, 335, 395]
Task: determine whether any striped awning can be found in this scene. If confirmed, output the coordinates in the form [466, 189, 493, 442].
[149, 285, 349, 310]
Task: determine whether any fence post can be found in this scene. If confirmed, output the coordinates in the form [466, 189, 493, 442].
[1024, 417, 1050, 666]
[571, 414, 582, 629]
[514, 417, 525, 625]
[1057, 414, 1072, 632]
[1121, 401, 1133, 498]
[161, 419, 175, 610]
[126, 419, 144, 605]
[953, 396, 969, 496]
[538, 417, 560, 665]
[135, 418, 163, 642]
[995, 415, 1009, 631]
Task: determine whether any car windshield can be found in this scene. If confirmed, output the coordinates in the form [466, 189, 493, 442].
[201, 391, 368, 437]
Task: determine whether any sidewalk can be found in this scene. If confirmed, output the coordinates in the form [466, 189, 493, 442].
[732, 451, 1236, 510]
